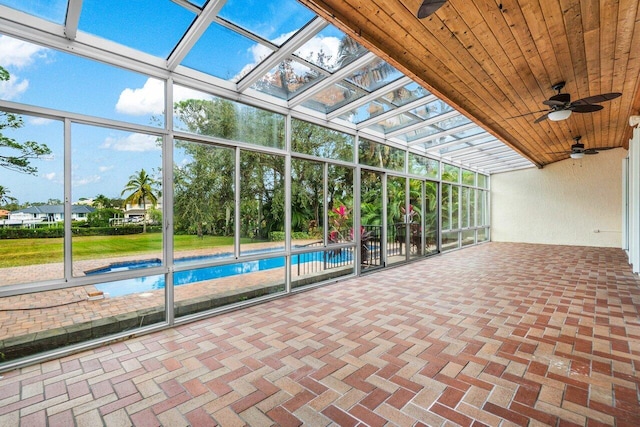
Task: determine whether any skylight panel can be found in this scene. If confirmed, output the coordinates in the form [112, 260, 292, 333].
[450, 125, 485, 140]
[0, 0, 67, 24]
[78, 0, 196, 58]
[338, 100, 393, 124]
[433, 114, 472, 131]
[422, 127, 486, 149]
[338, 82, 434, 125]
[438, 135, 497, 154]
[409, 99, 454, 120]
[370, 113, 420, 134]
[345, 59, 403, 92]
[301, 82, 367, 113]
[381, 82, 430, 107]
[182, 22, 274, 82]
[293, 25, 367, 73]
[400, 126, 440, 143]
[251, 59, 324, 100]
[218, 0, 315, 46]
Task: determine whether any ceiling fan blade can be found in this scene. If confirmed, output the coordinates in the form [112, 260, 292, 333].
[583, 149, 599, 155]
[573, 92, 622, 104]
[570, 104, 604, 113]
[543, 93, 570, 106]
[508, 109, 550, 119]
[417, 0, 447, 18]
[534, 112, 550, 123]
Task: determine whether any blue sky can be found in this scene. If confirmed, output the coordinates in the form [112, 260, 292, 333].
[0, 0, 347, 204]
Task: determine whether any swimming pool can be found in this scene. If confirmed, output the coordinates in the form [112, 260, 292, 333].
[93, 249, 352, 297]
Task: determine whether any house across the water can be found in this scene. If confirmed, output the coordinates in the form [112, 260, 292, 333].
[0, 205, 95, 227]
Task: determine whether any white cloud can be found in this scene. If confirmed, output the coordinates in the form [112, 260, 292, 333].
[174, 85, 213, 102]
[73, 175, 101, 186]
[43, 172, 57, 181]
[116, 78, 164, 115]
[0, 35, 49, 68]
[0, 76, 29, 100]
[235, 31, 297, 81]
[102, 133, 160, 152]
[98, 165, 114, 172]
[236, 33, 342, 82]
[0, 35, 50, 100]
[115, 78, 214, 116]
[294, 35, 341, 69]
[29, 117, 54, 126]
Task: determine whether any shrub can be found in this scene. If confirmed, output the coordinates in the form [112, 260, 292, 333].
[0, 225, 162, 239]
[268, 231, 311, 241]
[0, 227, 64, 239]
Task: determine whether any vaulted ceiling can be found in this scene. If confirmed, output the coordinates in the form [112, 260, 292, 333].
[298, 0, 640, 168]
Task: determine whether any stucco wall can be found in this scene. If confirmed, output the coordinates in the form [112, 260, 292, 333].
[491, 148, 626, 247]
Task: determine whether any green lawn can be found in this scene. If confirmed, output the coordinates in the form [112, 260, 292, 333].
[0, 233, 248, 268]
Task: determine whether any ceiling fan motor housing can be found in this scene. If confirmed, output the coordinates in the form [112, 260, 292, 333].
[549, 93, 570, 106]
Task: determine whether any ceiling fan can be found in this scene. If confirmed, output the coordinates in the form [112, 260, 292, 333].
[550, 136, 614, 159]
[529, 82, 621, 123]
[417, 0, 447, 18]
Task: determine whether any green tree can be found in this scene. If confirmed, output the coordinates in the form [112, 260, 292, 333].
[174, 97, 287, 240]
[175, 98, 237, 139]
[92, 194, 114, 209]
[239, 151, 285, 239]
[148, 207, 162, 225]
[291, 118, 354, 162]
[358, 138, 404, 171]
[87, 207, 122, 227]
[291, 159, 323, 233]
[121, 169, 160, 233]
[0, 185, 16, 206]
[0, 66, 51, 199]
[174, 143, 234, 237]
[174, 98, 237, 238]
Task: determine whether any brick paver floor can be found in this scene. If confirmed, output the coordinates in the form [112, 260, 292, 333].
[0, 241, 319, 342]
[1, 242, 639, 426]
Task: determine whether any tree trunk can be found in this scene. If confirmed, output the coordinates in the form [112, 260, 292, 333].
[142, 202, 147, 233]
[225, 206, 231, 236]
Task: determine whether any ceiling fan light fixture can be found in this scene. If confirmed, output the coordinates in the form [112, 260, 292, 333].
[548, 109, 572, 121]
[570, 152, 584, 159]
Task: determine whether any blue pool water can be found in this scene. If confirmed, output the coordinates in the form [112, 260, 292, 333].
[92, 249, 351, 297]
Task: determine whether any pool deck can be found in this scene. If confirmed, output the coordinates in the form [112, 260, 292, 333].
[1, 242, 639, 426]
[0, 241, 325, 345]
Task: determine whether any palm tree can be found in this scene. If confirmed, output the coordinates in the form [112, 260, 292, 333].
[0, 185, 16, 206]
[121, 169, 160, 233]
[93, 194, 112, 209]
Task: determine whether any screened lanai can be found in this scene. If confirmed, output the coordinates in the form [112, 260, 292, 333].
[0, 0, 537, 368]
[11, 0, 640, 375]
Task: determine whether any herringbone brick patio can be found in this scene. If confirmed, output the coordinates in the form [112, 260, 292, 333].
[1, 242, 639, 426]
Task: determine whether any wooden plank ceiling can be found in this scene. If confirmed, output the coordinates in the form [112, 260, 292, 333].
[298, 0, 640, 168]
